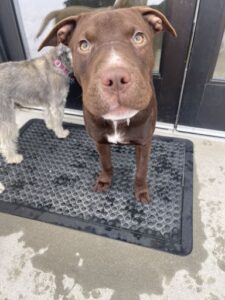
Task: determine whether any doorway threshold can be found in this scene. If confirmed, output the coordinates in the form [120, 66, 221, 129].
[177, 125, 225, 139]
[18, 106, 225, 139]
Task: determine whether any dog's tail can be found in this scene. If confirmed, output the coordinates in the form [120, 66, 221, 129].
[36, 10, 59, 39]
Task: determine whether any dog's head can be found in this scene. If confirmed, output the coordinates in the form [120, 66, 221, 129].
[39, 7, 176, 120]
[55, 43, 73, 74]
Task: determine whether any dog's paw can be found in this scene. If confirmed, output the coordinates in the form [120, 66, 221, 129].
[55, 129, 70, 139]
[45, 122, 53, 130]
[135, 186, 151, 204]
[94, 175, 112, 192]
[6, 154, 23, 164]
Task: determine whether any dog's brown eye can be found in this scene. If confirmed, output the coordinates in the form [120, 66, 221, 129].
[132, 32, 145, 45]
[79, 40, 91, 52]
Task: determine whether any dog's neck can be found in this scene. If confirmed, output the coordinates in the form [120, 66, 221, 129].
[53, 59, 70, 77]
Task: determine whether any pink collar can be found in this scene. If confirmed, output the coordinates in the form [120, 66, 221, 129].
[53, 59, 69, 77]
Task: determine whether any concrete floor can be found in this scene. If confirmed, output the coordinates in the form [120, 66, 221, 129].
[0, 109, 225, 300]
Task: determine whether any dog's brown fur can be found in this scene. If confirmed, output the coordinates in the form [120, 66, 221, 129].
[39, 7, 176, 203]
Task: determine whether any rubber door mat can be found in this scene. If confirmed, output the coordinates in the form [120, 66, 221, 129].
[0, 119, 193, 255]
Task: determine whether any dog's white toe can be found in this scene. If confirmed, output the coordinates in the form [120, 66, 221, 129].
[0, 182, 5, 193]
[45, 122, 53, 130]
[55, 129, 70, 139]
[6, 154, 24, 164]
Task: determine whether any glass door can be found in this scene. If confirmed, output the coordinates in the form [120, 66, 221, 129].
[178, 0, 225, 132]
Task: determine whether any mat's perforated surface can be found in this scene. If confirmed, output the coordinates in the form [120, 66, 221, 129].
[0, 119, 193, 255]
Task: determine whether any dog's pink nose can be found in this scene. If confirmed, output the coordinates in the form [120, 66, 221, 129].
[101, 68, 131, 92]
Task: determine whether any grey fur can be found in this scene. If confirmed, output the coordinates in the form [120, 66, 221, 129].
[0, 44, 73, 164]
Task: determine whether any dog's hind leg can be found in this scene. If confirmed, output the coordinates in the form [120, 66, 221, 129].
[0, 121, 23, 164]
[47, 103, 69, 139]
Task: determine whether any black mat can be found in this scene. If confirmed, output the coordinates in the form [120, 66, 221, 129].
[0, 119, 193, 255]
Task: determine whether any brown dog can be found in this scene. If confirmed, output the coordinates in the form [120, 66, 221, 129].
[39, 7, 176, 203]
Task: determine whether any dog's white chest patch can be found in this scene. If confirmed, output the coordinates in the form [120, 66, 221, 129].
[106, 121, 124, 144]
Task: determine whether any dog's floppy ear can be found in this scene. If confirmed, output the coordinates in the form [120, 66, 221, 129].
[38, 15, 80, 51]
[134, 6, 177, 37]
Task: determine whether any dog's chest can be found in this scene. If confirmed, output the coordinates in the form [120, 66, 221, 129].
[106, 120, 130, 144]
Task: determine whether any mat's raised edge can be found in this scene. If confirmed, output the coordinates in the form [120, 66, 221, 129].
[180, 140, 193, 255]
[0, 199, 186, 255]
[0, 119, 193, 255]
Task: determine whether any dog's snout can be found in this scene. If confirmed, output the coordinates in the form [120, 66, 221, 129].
[101, 68, 131, 92]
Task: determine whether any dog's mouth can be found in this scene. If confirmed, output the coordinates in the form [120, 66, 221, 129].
[102, 106, 139, 121]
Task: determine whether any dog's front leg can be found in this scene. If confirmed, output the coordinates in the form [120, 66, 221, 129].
[0, 123, 23, 164]
[135, 143, 151, 203]
[44, 107, 53, 130]
[94, 143, 113, 192]
[47, 104, 69, 139]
